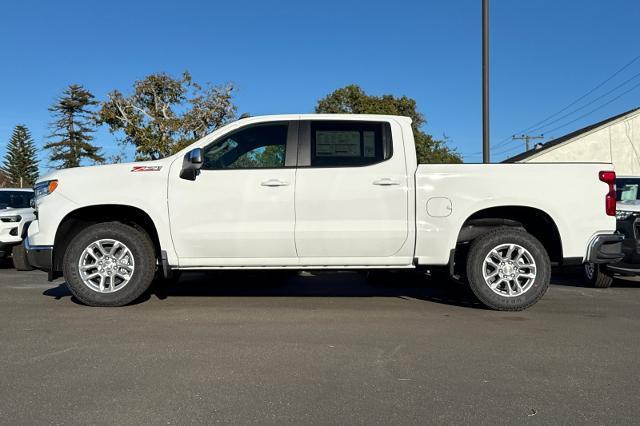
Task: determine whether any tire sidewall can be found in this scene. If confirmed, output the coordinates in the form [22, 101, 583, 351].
[64, 223, 156, 307]
[466, 229, 551, 311]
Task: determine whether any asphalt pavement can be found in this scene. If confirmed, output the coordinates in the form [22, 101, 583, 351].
[1, 265, 639, 424]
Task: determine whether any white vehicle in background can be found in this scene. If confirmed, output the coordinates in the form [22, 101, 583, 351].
[0, 188, 35, 270]
[24, 114, 623, 310]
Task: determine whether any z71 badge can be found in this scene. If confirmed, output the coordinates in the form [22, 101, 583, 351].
[131, 166, 162, 172]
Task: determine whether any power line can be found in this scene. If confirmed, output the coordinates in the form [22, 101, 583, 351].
[529, 70, 640, 134]
[490, 79, 640, 161]
[540, 80, 640, 136]
[492, 143, 524, 157]
[512, 134, 544, 151]
[491, 55, 640, 150]
[516, 55, 640, 134]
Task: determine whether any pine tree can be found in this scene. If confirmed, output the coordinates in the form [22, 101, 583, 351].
[2, 125, 39, 187]
[45, 84, 104, 169]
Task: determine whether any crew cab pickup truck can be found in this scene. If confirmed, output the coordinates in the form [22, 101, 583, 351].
[25, 114, 623, 310]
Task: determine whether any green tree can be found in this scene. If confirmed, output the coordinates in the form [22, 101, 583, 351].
[98, 71, 236, 160]
[45, 84, 105, 169]
[2, 125, 39, 187]
[315, 85, 462, 164]
[231, 145, 285, 169]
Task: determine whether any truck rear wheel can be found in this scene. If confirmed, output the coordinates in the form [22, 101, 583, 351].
[63, 222, 156, 307]
[466, 229, 551, 311]
[583, 263, 614, 288]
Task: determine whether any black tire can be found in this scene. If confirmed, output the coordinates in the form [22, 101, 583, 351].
[12, 243, 35, 271]
[583, 263, 614, 288]
[63, 222, 156, 307]
[466, 228, 551, 311]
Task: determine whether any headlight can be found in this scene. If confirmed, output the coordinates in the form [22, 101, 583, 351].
[616, 210, 635, 220]
[0, 215, 21, 223]
[34, 180, 59, 200]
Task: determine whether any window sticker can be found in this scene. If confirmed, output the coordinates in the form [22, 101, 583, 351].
[316, 131, 361, 157]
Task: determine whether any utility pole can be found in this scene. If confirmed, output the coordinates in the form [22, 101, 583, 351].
[482, 0, 490, 163]
[512, 134, 544, 152]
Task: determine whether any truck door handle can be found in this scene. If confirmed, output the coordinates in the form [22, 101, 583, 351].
[261, 179, 290, 187]
[373, 178, 400, 186]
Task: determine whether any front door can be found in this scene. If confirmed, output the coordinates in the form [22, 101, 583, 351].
[168, 121, 299, 266]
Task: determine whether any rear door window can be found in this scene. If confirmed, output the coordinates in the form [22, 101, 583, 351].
[309, 121, 392, 167]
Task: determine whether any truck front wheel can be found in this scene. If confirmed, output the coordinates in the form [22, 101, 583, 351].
[466, 229, 551, 311]
[63, 222, 156, 307]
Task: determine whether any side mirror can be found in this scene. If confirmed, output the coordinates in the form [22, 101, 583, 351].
[180, 148, 204, 181]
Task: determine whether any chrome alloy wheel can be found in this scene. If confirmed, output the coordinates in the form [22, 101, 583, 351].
[78, 239, 135, 293]
[482, 243, 537, 297]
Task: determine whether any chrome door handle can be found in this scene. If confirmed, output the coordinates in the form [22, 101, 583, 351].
[261, 179, 290, 187]
[373, 178, 400, 186]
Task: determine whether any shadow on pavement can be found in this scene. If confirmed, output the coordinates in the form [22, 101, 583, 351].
[551, 266, 640, 289]
[42, 271, 485, 309]
[44, 268, 637, 308]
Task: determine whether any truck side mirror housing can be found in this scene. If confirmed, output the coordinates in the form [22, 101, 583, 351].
[180, 148, 204, 181]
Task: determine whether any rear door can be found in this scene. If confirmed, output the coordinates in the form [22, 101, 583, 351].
[294, 119, 410, 264]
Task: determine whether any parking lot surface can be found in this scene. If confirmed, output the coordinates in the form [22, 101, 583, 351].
[1, 266, 639, 424]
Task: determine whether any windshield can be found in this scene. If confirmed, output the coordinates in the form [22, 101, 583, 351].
[0, 191, 33, 209]
[616, 178, 640, 201]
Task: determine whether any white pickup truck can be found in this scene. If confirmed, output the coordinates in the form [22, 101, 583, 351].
[25, 114, 623, 310]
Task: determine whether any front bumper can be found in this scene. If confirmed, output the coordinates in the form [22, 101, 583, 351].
[24, 237, 54, 278]
[586, 233, 625, 264]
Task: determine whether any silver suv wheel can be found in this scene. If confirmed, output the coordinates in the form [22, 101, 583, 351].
[78, 239, 135, 293]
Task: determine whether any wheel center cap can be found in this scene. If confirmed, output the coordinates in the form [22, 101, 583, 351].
[503, 263, 515, 276]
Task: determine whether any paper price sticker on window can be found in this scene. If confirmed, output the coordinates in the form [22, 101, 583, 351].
[316, 131, 361, 157]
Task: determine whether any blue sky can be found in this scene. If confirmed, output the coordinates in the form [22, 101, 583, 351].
[1, 0, 639, 169]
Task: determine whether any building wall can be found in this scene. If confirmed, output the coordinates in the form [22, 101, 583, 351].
[524, 111, 640, 176]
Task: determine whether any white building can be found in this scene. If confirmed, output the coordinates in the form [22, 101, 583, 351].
[505, 108, 640, 175]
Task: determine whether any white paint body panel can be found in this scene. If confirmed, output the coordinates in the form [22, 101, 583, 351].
[414, 163, 615, 264]
[168, 167, 297, 265]
[27, 114, 616, 270]
[294, 118, 411, 264]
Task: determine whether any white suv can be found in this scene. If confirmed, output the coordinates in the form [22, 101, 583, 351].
[0, 188, 35, 270]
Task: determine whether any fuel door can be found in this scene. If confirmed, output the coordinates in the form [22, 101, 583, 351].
[427, 197, 452, 217]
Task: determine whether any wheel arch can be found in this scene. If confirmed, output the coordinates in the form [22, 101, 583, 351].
[456, 205, 563, 264]
[52, 204, 162, 273]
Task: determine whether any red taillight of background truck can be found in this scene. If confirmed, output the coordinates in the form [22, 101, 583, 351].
[599, 170, 616, 216]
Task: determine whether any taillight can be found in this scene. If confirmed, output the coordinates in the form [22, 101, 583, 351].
[599, 170, 616, 216]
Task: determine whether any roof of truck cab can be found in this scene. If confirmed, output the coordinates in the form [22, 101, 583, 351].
[235, 114, 413, 124]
